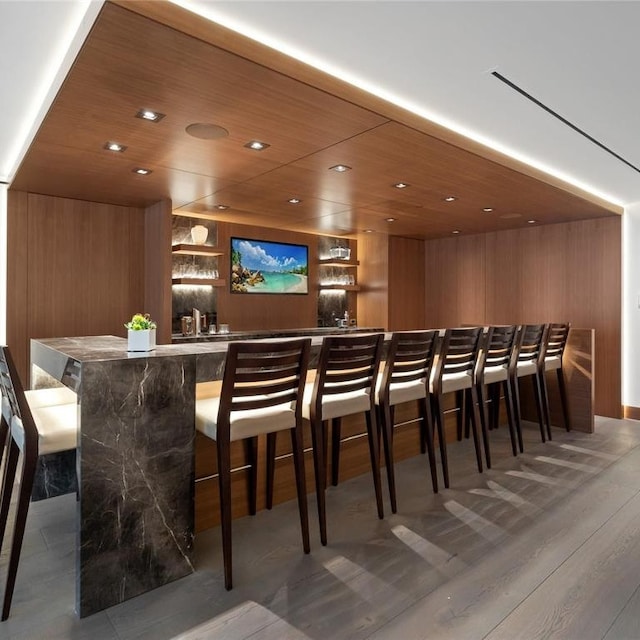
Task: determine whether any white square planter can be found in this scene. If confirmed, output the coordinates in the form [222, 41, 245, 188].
[127, 329, 156, 352]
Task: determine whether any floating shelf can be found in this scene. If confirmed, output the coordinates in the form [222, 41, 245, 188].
[318, 258, 360, 268]
[319, 284, 361, 291]
[172, 278, 226, 286]
[171, 244, 224, 256]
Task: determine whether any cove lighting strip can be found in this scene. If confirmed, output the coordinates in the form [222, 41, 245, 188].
[0, 185, 7, 345]
[169, 0, 622, 207]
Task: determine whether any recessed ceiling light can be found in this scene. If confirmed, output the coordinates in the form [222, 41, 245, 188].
[452, 230, 460, 234]
[527, 219, 537, 224]
[104, 142, 126, 152]
[215, 204, 230, 211]
[444, 196, 457, 202]
[244, 140, 270, 151]
[288, 198, 301, 204]
[329, 164, 352, 172]
[394, 182, 409, 189]
[385, 217, 396, 222]
[482, 207, 494, 212]
[364, 229, 374, 233]
[135, 109, 165, 122]
[133, 167, 152, 175]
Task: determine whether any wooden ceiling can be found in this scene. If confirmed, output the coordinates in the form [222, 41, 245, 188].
[11, 1, 621, 239]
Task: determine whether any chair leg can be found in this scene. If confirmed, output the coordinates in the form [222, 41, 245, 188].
[331, 417, 341, 487]
[489, 383, 500, 430]
[419, 396, 438, 494]
[309, 418, 327, 546]
[2, 449, 37, 621]
[417, 401, 427, 454]
[289, 424, 310, 554]
[532, 374, 548, 443]
[216, 439, 233, 590]
[432, 394, 450, 488]
[512, 377, 525, 453]
[539, 369, 553, 441]
[502, 379, 518, 457]
[455, 390, 464, 440]
[557, 369, 572, 431]
[266, 432, 277, 510]
[0, 440, 20, 551]
[244, 437, 258, 516]
[477, 383, 490, 457]
[379, 403, 397, 514]
[364, 409, 384, 520]
[468, 386, 486, 472]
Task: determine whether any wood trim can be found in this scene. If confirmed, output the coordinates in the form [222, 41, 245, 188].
[624, 406, 640, 421]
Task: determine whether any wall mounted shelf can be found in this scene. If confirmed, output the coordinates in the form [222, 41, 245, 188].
[318, 258, 360, 268]
[319, 284, 361, 292]
[171, 244, 224, 256]
[172, 278, 226, 286]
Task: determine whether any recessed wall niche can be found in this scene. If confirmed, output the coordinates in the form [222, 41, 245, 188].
[317, 236, 357, 328]
[171, 216, 219, 334]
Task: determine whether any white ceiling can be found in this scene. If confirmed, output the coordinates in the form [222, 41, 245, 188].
[2, 0, 639, 207]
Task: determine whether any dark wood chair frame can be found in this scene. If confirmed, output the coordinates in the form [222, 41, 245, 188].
[511, 324, 549, 444]
[214, 339, 311, 590]
[540, 322, 572, 435]
[307, 333, 384, 546]
[431, 327, 485, 488]
[475, 325, 520, 459]
[377, 330, 440, 513]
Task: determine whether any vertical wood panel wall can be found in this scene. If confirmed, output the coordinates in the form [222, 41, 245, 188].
[424, 216, 622, 418]
[6, 190, 146, 381]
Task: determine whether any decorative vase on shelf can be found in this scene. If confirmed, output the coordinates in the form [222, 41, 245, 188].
[127, 328, 156, 352]
[191, 225, 208, 245]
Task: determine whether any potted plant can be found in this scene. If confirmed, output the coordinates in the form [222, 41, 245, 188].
[125, 313, 157, 352]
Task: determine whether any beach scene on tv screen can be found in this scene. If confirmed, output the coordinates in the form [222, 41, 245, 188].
[231, 238, 308, 294]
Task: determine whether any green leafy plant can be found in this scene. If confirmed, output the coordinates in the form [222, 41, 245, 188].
[125, 313, 157, 331]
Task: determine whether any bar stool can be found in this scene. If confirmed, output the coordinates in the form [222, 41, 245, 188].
[475, 325, 520, 458]
[429, 327, 484, 488]
[540, 322, 572, 433]
[375, 330, 440, 513]
[512, 323, 549, 444]
[195, 339, 311, 590]
[303, 333, 384, 546]
[0, 347, 78, 620]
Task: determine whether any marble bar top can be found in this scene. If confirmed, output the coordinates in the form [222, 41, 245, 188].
[32, 328, 388, 385]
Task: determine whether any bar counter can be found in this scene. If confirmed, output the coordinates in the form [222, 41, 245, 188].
[30, 328, 384, 618]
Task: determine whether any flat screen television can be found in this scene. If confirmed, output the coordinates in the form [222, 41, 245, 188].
[230, 237, 309, 295]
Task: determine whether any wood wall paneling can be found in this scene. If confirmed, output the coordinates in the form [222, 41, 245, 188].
[145, 199, 173, 343]
[6, 191, 146, 381]
[388, 236, 426, 330]
[424, 217, 621, 418]
[357, 232, 390, 330]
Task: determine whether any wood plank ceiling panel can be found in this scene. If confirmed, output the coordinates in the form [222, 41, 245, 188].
[11, 1, 620, 237]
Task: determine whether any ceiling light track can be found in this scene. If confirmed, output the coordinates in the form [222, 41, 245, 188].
[491, 71, 640, 176]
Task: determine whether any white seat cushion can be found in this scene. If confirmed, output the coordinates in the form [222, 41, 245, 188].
[302, 381, 371, 421]
[482, 365, 508, 385]
[545, 355, 562, 371]
[25, 386, 77, 409]
[374, 375, 426, 406]
[196, 396, 296, 442]
[11, 403, 78, 455]
[430, 371, 472, 394]
[516, 361, 538, 377]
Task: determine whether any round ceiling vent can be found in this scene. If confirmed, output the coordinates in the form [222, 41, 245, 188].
[185, 123, 229, 140]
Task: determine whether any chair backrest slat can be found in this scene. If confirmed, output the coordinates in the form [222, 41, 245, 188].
[218, 340, 311, 427]
[312, 334, 384, 404]
[517, 324, 546, 365]
[545, 323, 570, 359]
[379, 330, 439, 402]
[433, 327, 482, 383]
[481, 325, 518, 372]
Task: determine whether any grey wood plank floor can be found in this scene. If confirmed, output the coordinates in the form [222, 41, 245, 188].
[2, 416, 640, 639]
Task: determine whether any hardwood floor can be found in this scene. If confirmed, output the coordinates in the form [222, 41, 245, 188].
[1, 416, 640, 639]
